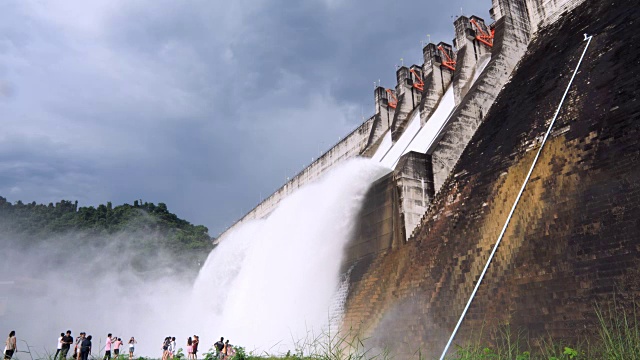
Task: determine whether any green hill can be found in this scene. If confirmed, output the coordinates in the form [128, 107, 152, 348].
[0, 196, 214, 275]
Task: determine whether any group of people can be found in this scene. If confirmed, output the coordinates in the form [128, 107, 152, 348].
[161, 337, 178, 360]
[162, 335, 201, 360]
[2, 331, 235, 360]
[161, 335, 233, 360]
[52, 331, 137, 360]
[100, 334, 135, 360]
[213, 337, 235, 360]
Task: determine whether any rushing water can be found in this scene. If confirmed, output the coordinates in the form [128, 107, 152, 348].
[190, 158, 388, 353]
[0, 158, 386, 357]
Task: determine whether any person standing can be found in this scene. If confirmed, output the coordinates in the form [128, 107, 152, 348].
[4, 331, 16, 360]
[221, 341, 227, 360]
[166, 338, 171, 360]
[214, 338, 224, 359]
[186, 337, 193, 360]
[224, 340, 231, 359]
[80, 335, 92, 360]
[127, 337, 136, 360]
[60, 331, 74, 360]
[224, 341, 234, 359]
[169, 337, 176, 359]
[74, 333, 85, 360]
[113, 338, 123, 358]
[192, 336, 199, 360]
[104, 333, 114, 360]
[54, 332, 64, 360]
[161, 337, 170, 360]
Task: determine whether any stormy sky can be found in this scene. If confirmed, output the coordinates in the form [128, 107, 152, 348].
[0, 0, 489, 235]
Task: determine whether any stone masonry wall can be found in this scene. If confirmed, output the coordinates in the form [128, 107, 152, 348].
[341, 1, 640, 358]
[524, 0, 586, 34]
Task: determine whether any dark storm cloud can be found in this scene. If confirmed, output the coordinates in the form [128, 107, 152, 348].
[0, 0, 490, 234]
[0, 135, 100, 203]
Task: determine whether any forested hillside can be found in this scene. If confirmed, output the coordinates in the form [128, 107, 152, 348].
[0, 196, 214, 276]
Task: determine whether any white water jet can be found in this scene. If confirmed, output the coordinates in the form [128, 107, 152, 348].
[191, 158, 388, 353]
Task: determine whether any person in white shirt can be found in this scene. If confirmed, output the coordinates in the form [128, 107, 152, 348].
[169, 337, 176, 359]
[54, 333, 64, 360]
[5, 331, 17, 360]
[127, 338, 136, 360]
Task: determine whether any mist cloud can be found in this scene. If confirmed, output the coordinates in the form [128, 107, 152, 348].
[0, 227, 194, 358]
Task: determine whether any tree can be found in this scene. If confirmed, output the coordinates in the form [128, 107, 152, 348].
[0, 196, 214, 274]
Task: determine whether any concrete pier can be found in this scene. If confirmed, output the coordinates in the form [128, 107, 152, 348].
[394, 151, 434, 239]
[419, 43, 454, 126]
[452, 15, 492, 104]
[391, 66, 421, 142]
[429, 0, 532, 193]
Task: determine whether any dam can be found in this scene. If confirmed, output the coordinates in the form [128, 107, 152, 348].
[212, 0, 640, 357]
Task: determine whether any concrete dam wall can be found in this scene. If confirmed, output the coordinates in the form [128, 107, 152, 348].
[214, 0, 640, 355]
[341, 0, 640, 357]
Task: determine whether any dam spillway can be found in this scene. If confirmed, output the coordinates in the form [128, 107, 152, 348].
[193, 160, 389, 351]
[211, 0, 640, 357]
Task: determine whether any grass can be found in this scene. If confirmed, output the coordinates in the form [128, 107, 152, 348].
[445, 300, 640, 359]
[594, 301, 640, 359]
[228, 326, 390, 360]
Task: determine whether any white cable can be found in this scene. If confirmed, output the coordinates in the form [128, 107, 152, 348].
[438, 34, 593, 360]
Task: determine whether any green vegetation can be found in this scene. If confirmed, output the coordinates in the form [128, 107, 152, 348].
[222, 327, 390, 360]
[0, 196, 212, 249]
[594, 301, 640, 359]
[0, 196, 214, 273]
[445, 301, 640, 359]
